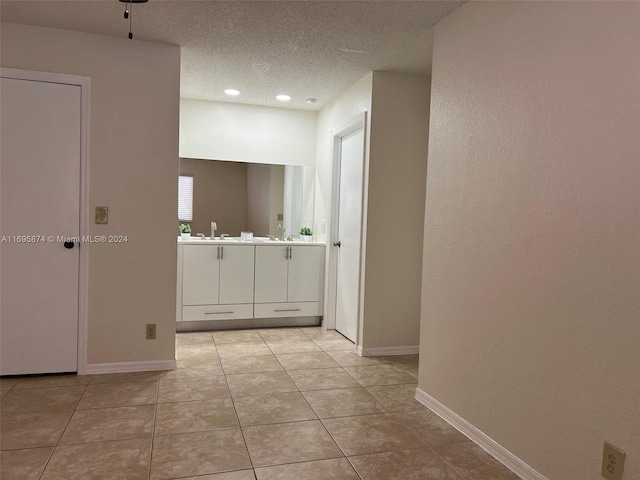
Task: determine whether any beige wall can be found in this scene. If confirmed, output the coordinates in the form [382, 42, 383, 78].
[180, 99, 317, 166]
[361, 72, 430, 350]
[420, 2, 640, 479]
[269, 165, 285, 236]
[180, 158, 247, 237]
[245, 164, 284, 237]
[246, 163, 272, 236]
[314, 73, 373, 244]
[315, 72, 429, 351]
[1, 23, 180, 365]
[315, 73, 372, 344]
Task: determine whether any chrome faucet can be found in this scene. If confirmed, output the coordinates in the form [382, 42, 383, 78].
[286, 235, 294, 241]
[196, 233, 205, 239]
[220, 233, 229, 240]
[210, 221, 217, 239]
[266, 235, 276, 241]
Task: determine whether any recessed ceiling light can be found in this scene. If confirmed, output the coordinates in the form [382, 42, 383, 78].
[276, 94, 292, 102]
[224, 89, 241, 96]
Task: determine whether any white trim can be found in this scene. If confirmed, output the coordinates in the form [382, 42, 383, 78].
[325, 112, 368, 348]
[0, 68, 91, 376]
[85, 360, 177, 375]
[358, 345, 419, 356]
[414, 388, 548, 480]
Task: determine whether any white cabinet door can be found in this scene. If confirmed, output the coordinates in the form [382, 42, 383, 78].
[182, 245, 220, 305]
[255, 246, 288, 303]
[219, 245, 255, 304]
[288, 246, 324, 302]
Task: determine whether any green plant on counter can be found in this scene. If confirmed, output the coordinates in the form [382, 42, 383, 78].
[300, 226, 312, 236]
[179, 223, 191, 234]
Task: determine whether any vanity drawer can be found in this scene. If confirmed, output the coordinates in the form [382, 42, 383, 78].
[182, 304, 254, 321]
[254, 302, 320, 319]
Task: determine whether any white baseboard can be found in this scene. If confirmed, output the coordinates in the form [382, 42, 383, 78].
[85, 359, 177, 375]
[358, 345, 419, 357]
[414, 388, 548, 480]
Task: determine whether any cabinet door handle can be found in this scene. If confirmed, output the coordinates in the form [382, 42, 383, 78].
[205, 311, 234, 315]
[285, 247, 289, 260]
[220, 246, 224, 260]
[216, 246, 220, 260]
[275, 308, 302, 312]
[289, 246, 293, 260]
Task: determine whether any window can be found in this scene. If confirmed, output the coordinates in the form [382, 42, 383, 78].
[178, 174, 193, 222]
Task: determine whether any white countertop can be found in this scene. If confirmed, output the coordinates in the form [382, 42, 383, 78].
[178, 236, 325, 246]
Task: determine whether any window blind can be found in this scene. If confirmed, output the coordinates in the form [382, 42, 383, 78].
[178, 174, 193, 222]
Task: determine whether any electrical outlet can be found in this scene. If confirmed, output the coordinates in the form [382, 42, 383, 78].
[146, 323, 156, 340]
[95, 206, 108, 224]
[602, 442, 625, 480]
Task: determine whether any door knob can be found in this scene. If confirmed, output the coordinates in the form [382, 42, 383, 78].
[333, 241, 341, 247]
[63, 241, 75, 249]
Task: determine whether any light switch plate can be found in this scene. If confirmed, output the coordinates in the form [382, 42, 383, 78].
[602, 442, 625, 480]
[277, 213, 283, 221]
[95, 206, 108, 224]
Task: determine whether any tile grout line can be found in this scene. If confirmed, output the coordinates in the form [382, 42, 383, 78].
[386, 407, 470, 480]
[266, 329, 369, 478]
[259, 328, 356, 473]
[222, 354, 258, 477]
[34, 382, 89, 480]
[146, 378, 161, 480]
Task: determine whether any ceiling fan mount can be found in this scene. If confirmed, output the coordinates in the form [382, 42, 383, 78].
[118, 0, 149, 39]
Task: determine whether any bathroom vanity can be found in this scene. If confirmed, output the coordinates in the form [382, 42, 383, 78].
[176, 238, 325, 330]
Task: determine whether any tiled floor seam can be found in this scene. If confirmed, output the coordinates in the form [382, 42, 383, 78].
[225, 366, 257, 473]
[35, 447, 56, 480]
[253, 334, 354, 474]
[35, 383, 88, 480]
[147, 382, 161, 480]
[387, 408, 472, 480]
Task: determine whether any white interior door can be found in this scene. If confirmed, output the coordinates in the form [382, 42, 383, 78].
[334, 126, 365, 342]
[1, 77, 81, 375]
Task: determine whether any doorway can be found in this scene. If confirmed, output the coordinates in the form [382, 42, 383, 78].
[0, 69, 90, 375]
[327, 113, 367, 343]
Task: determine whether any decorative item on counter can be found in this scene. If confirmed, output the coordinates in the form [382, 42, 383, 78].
[241, 231, 253, 241]
[300, 226, 313, 242]
[179, 223, 191, 240]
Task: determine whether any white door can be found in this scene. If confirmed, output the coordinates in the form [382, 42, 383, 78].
[219, 245, 255, 304]
[334, 126, 365, 342]
[1, 78, 81, 375]
[182, 245, 220, 305]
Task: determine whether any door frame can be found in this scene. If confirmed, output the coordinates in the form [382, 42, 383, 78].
[325, 112, 368, 348]
[1, 68, 91, 375]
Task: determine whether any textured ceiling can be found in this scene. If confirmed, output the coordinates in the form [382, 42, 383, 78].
[0, 0, 465, 110]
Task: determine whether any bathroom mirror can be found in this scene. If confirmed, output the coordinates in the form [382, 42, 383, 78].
[179, 158, 314, 238]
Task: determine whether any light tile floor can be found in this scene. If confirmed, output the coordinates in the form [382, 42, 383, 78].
[0, 327, 520, 480]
